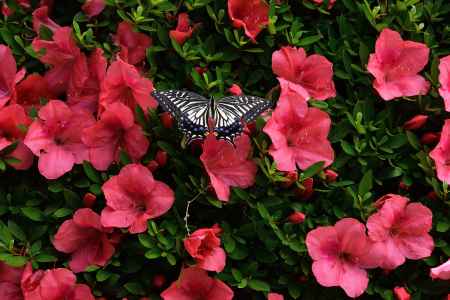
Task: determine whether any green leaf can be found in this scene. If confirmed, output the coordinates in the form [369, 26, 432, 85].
[300, 161, 325, 179]
[0, 254, 27, 267]
[248, 279, 270, 292]
[358, 170, 373, 196]
[8, 221, 26, 241]
[124, 282, 146, 296]
[21, 207, 44, 222]
[83, 161, 101, 183]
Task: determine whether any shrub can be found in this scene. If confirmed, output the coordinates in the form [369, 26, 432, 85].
[0, 0, 449, 299]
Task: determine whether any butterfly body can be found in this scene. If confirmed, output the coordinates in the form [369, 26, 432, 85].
[152, 90, 272, 144]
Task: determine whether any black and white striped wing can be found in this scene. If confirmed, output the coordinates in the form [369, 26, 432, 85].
[214, 95, 272, 142]
[151, 90, 210, 142]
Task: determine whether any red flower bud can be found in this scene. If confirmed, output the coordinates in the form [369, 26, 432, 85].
[426, 191, 439, 201]
[152, 274, 166, 289]
[324, 169, 338, 182]
[297, 275, 307, 283]
[194, 66, 208, 75]
[83, 193, 96, 208]
[287, 211, 306, 224]
[295, 178, 314, 200]
[155, 150, 168, 167]
[398, 181, 410, 190]
[403, 114, 428, 130]
[420, 132, 440, 145]
[160, 112, 174, 128]
[281, 171, 298, 188]
[393, 286, 411, 300]
[1, 3, 13, 16]
[146, 160, 159, 172]
[228, 84, 243, 95]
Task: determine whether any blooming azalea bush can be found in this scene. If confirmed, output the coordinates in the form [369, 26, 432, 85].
[0, 0, 450, 299]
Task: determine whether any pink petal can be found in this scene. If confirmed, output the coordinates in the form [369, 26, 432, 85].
[300, 54, 336, 100]
[373, 75, 430, 101]
[73, 208, 103, 230]
[100, 206, 139, 229]
[430, 259, 450, 280]
[69, 284, 95, 300]
[306, 226, 339, 261]
[430, 120, 450, 183]
[197, 247, 226, 272]
[145, 181, 175, 219]
[311, 258, 341, 287]
[334, 218, 367, 257]
[396, 233, 434, 260]
[123, 124, 149, 162]
[82, 0, 106, 18]
[339, 262, 369, 298]
[272, 47, 306, 82]
[38, 144, 75, 179]
[439, 55, 450, 111]
[396, 203, 432, 235]
[53, 220, 88, 253]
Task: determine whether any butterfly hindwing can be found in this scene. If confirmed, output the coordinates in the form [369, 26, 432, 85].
[213, 95, 272, 141]
[152, 90, 210, 141]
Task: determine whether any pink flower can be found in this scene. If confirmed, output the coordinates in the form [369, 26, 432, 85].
[114, 22, 152, 65]
[184, 224, 226, 272]
[365, 194, 434, 270]
[430, 120, 450, 184]
[228, 84, 243, 95]
[200, 134, 257, 202]
[439, 55, 450, 111]
[306, 218, 376, 298]
[263, 106, 334, 172]
[32, 27, 81, 95]
[227, 0, 269, 42]
[20, 263, 94, 300]
[14, 74, 55, 112]
[272, 46, 336, 101]
[430, 259, 450, 280]
[99, 58, 157, 115]
[0, 45, 26, 108]
[161, 267, 234, 300]
[24, 100, 95, 179]
[169, 13, 193, 45]
[393, 287, 411, 300]
[0, 104, 33, 170]
[268, 293, 284, 300]
[275, 77, 310, 118]
[100, 163, 174, 234]
[403, 114, 428, 130]
[52, 208, 115, 273]
[32, 6, 60, 34]
[82, 0, 106, 18]
[367, 28, 430, 101]
[287, 211, 306, 224]
[0, 262, 23, 300]
[82, 102, 149, 171]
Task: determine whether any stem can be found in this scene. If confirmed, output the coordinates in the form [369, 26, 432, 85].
[184, 192, 203, 236]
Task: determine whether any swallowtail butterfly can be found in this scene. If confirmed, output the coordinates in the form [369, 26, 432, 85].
[152, 90, 272, 144]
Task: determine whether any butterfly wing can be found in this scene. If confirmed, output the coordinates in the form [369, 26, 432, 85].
[214, 95, 272, 142]
[151, 90, 210, 143]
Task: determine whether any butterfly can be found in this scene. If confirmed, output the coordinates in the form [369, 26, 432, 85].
[151, 90, 272, 144]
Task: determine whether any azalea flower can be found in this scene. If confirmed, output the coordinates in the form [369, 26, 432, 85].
[430, 120, 450, 184]
[184, 224, 226, 272]
[114, 22, 152, 65]
[169, 13, 193, 45]
[0, 104, 33, 170]
[367, 28, 430, 101]
[263, 106, 334, 172]
[227, 0, 269, 42]
[14, 74, 54, 112]
[32, 6, 60, 34]
[24, 100, 95, 179]
[32, 27, 82, 95]
[53, 208, 115, 273]
[161, 267, 234, 300]
[228, 84, 243, 95]
[272, 46, 336, 101]
[365, 194, 434, 270]
[82, 102, 149, 171]
[20, 263, 94, 300]
[67, 48, 107, 114]
[0, 262, 23, 300]
[100, 163, 174, 234]
[430, 259, 450, 280]
[439, 55, 450, 111]
[0, 45, 26, 108]
[82, 0, 106, 18]
[200, 134, 257, 202]
[393, 286, 411, 300]
[98, 58, 157, 114]
[268, 293, 284, 300]
[306, 218, 376, 298]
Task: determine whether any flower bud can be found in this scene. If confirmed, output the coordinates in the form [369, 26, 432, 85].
[420, 132, 440, 145]
[146, 160, 159, 172]
[281, 171, 298, 188]
[393, 286, 411, 300]
[229, 84, 243, 95]
[324, 169, 338, 182]
[155, 150, 168, 167]
[152, 274, 166, 289]
[403, 115, 428, 130]
[83, 193, 96, 208]
[295, 178, 314, 200]
[287, 212, 306, 224]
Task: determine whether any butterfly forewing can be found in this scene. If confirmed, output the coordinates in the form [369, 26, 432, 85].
[152, 90, 210, 142]
[213, 95, 272, 141]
